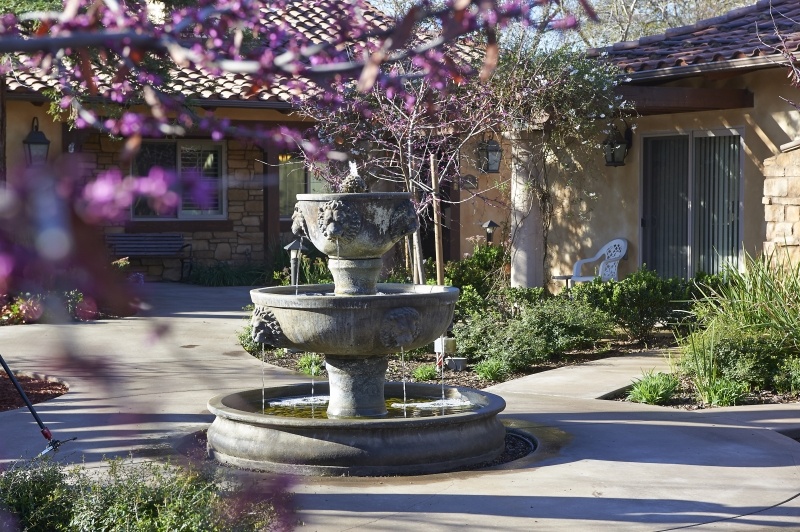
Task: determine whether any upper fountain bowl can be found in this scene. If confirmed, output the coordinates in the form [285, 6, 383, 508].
[291, 193, 419, 258]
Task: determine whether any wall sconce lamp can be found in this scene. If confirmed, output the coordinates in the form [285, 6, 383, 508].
[278, 152, 293, 164]
[477, 137, 502, 173]
[284, 237, 308, 286]
[602, 123, 633, 167]
[23, 117, 50, 167]
[482, 220, 499, 244]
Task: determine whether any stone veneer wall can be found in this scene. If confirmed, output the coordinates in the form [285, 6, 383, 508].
[81, 136, 264, 281]
[763, 147, 800, 263]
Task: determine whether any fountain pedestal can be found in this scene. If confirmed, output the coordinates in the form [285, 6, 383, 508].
[325, 355, 388, 418]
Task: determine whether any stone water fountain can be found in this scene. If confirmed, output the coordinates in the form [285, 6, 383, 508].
[207, 178, 506, 476]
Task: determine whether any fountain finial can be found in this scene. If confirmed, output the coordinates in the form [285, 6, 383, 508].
[340, 161, 367, 193]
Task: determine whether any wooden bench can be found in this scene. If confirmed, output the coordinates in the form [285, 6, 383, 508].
[105, 233, 193, 280]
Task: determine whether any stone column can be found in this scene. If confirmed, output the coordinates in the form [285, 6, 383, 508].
[764, 146, 800, 264]
[506, 130, 545, 288]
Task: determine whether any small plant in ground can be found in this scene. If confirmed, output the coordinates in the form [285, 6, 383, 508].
[1, 293, 44, 325]
[699, 377, 749, 407]
[412, 364, 439, 381]
[297, 353, 325, 376]
[627, 370, 680, 405]
[237, 304, 260, 356]
[775, 358, 800, 394]
[473, 356, 509, 381]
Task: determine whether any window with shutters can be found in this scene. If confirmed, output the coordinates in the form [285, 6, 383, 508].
[131, 140, 226, 220]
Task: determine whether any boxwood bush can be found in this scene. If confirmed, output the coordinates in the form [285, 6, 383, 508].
[572, 266, 690, 341]
[454, 296, 612, 373]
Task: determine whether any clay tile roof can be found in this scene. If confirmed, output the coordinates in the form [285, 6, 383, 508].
[588, 0, 800, 79]
[5, 0, 391, 108]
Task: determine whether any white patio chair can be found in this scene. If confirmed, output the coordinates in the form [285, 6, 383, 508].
[571, 238, 628, 284]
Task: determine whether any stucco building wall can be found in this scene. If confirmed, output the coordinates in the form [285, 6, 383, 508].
[543, 67, 800, 290]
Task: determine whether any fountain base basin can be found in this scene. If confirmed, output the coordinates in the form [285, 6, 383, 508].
[207, 382, 506, 476]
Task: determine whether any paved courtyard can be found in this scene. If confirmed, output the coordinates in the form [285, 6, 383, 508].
[1, 283, 799, 531]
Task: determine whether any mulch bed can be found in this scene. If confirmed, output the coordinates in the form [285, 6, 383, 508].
[0, 372, 68, 412]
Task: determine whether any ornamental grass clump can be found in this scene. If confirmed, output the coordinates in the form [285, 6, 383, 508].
[627, 370, 680, 405]
[692, 250, 800, 350]
[680, 249, 800, 398]
[682, 326, 748, 407]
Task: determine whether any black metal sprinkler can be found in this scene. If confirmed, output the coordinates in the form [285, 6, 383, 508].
[0, 354, 76, 456]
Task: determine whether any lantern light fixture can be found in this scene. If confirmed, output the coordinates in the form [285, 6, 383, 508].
[278, 152, 293, 164]
[477, 137, 502, 173]
[602, 123, 633, 167]
[482, 219, 500, 244]
[22, 117, 50, 167]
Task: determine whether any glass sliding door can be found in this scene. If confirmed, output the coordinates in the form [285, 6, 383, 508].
[642, 135, 690, 279]
[642, 131, 742, 278]
[692, 134, 742, 275]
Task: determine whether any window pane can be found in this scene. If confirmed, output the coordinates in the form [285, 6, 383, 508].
[180, 145, 224, 216]
[132, 142, 178, 218]
[279, 157, 307, 216]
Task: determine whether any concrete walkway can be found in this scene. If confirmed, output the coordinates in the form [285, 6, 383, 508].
[1, 283, 799, 531]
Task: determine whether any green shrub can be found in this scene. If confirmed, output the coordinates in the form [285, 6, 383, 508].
[456, 297, 612, 374]
[775, 358, 800, 394]
[627, 370, 680, 405]
[0, 456, 74, 531]
[297, 353, 325, 376]
[188, 261, 269, 287]
[473, 356, 509, 381]
[412, 364, 439, 381]
[453, 311, 503, 363]
[496, 298, 612, 372]
[453, 284, 487, 320]
[445, 243, 508, 299]
[690, 250, 800, 350]
[0, 457, 290, 531]
[572, 266, 689, 341]
[493, 286, 545, 316]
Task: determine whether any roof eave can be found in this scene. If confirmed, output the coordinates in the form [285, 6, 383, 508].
[186, 98, 296, 111]
[7, 90, 297, 111]
[621, 54, 793, 83]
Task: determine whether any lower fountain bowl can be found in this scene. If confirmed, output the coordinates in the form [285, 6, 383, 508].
[207, 382, 506, 476]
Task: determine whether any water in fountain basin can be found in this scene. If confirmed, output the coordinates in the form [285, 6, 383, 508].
[260, 344, 266, 412]
[262, 394, 476, 419]
[400, 346, 408, 417]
